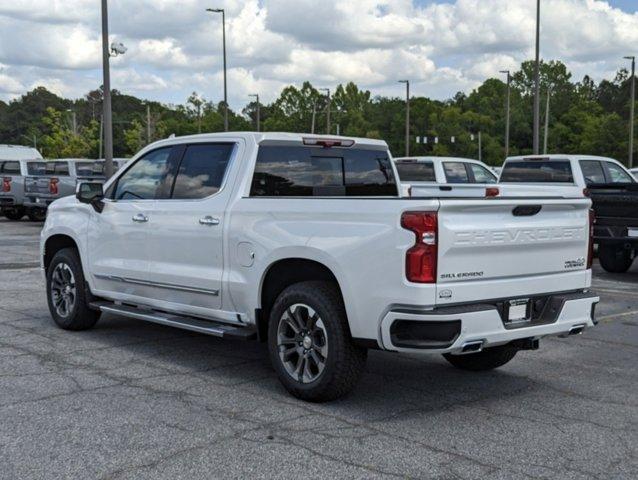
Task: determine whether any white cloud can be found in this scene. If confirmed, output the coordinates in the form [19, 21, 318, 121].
[0, 0, 636, 108]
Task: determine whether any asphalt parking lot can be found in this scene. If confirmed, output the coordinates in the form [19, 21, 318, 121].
[0, 217, 636, 480]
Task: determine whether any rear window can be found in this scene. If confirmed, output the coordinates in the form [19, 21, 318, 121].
[76, 162, 105, 177]
[394, 162, 436, 182]
[500, 160, 573, 183]
[27, 162, 70, 176]
[250, 146, 397, 197]
[0, 161, 20, 174]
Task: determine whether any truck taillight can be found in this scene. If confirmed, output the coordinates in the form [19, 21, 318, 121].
[49, 177, 59, 195]
[401, 212, 437, 283]
[2, 177, 10, 193]
[587, 209, 595, 269]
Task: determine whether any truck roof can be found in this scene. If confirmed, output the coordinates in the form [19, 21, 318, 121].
[505, 154, 618, 162]
[148, 132, 388, 150]
[394, 156, 485, 164]
[0, 145, 43, 161]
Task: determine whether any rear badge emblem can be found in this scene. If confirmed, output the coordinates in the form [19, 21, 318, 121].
[439, 289, 452, 299]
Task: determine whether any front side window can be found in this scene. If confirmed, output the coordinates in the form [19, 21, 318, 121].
[250, 146, 397, 197]
[171, 143, 234, 199]
[443, 162, 469, 183]
[469, 164, 497, 183]
[579, 160, 605, 184]
[0, 161, 20, 174]
[394, 162, 436, 182]
[500, 160, 574, 183]
[112, 148, 172, 200]
[604, 162, 634, 184]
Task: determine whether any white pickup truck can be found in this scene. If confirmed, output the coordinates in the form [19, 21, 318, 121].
[41, 133, 599, 402]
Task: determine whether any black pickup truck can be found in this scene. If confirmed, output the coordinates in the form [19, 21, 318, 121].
[589, 183, 638, 272]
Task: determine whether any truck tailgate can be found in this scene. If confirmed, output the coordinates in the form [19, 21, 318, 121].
[436, 197, 591, 305]
[24, 176, 50, 194]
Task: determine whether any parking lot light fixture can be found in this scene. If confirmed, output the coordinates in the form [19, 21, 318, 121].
[207, 8, 228, 132]
[399, 80, 410, 156]
[533, 0, 541, 155]
[625, 56, 636, 168]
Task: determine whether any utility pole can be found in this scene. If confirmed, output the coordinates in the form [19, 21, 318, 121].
[533, 0, 541, 154]
[543, 87, 551, 154]
[478, 131, 482, 163]
[146, 103, 151, 144]
[311, 100, 317, 134]
[249, 94, 260, 132]
[625, 56, 636, 167]
[67, 109, 77, 136]
[399, 80, 410, 156]
[206, 8, 228, 131]
[319, 88, 331, 134]
[101, 0, 114, 177]
[500, 70, 511, 158]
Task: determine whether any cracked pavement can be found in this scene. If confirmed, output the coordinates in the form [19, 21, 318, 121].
[0, 217, 636, 479]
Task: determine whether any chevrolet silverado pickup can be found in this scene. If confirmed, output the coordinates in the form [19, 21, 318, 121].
[41, 133, 599, 402]
[501, 154, 637, 273]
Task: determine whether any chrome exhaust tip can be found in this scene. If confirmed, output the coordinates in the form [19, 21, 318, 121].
[559, 324, 587, 338]
[461, 340, 484, 354]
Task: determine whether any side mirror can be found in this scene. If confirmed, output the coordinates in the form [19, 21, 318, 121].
[76, 182, 104, 213]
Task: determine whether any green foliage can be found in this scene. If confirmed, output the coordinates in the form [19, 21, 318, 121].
[0, 60, 635, 165]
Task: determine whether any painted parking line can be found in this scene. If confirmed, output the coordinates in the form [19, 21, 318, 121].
[596, 309, 638, 324]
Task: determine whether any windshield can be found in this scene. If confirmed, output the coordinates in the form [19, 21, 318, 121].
[500, 160, 574, 183]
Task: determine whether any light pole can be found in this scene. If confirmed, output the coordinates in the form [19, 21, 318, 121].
[146, 103, 151, 144]
[66, 109, 77, 136]
[543, 86, 552, 154]
[319, 88, 331, 134]
[533, 0, 541, 154]
[249, 94, 260, 132]
[101, 0, 114, 177]
[311, 99, 317, 134]
[625, 56, 635, 167]
[399, 80, 410, 156]
[500, 70, 511, 158]
[206, 8, 228, 132]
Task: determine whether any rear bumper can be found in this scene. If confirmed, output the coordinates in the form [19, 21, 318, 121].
[379, 291, 599, 354]
[24, 195, 56, 208]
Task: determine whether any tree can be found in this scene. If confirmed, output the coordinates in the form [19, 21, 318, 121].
[39, 108, 97, 158]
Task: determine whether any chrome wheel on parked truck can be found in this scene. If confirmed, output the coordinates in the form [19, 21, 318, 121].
[268, 281, 367, 402]
[50, 263, 76, 318]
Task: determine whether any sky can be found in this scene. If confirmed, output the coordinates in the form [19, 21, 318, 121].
[0, 0, 637, 110]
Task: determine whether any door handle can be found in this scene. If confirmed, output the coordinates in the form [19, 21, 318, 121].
[199, 216, 220, 226]
[132, 213, 149, 223]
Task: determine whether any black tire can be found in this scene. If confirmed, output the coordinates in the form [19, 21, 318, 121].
[3, 207, 25, 221]
[27, 207, 47, 222]
[267, 281, 367, 402]
[598, 245, 633, 273]
[46, 248, 100, 331]
[443, 344, 517, 372]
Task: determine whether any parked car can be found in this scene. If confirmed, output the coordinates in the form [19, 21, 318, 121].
[0, 145, 44, 220]
[500, 155, 637, 273]
[394, 156, 498, 186]
[23, 159, 128, 220]
[41, 133, 598, 402]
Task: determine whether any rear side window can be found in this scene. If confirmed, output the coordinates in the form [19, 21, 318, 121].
[171, 143, 234, 199]
[500, 160, 573, 183]
[443, 162, 469, 183]
[603, 162, 634, 184]
[0, 161, 20, 174]
[579, 160, 605, 184]
[250, 146, 397, 197]
[394, 162, 436, 182]
[27, 162, 69, 176]
[469, 164, 497, 183]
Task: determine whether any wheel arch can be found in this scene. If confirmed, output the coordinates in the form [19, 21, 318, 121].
[256, 257, 347, 342]
[43, 234, 80, 273]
